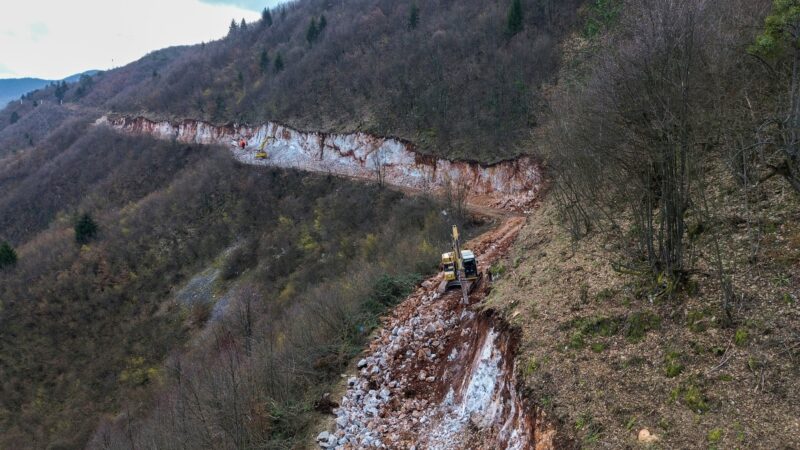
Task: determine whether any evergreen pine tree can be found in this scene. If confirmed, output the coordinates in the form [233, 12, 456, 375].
[307, 18, 319, 45]
[54, 81, 68, 103]
[319, 14, 327, 31]
[259, 49, 270, 73]
[0, 241, 16, 269]
[229, 19, 238, 36]
[506, 0, 523, 37]
[274, 52, 284, 73]
[75, 213, 99, 245]
[240, 18, 247, 31]
[409, 3, 420, 30]
[262, 8, 272, 26]
[10, 111, 19, 124]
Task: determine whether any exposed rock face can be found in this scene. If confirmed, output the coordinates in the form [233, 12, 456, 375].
[98, 115, 542, 212]
[325, 217, 557, 449]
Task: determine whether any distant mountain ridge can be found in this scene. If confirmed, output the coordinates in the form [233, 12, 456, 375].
[0, 70, 99, 107]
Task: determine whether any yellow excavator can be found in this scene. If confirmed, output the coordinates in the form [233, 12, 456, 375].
[440, 225, 480, 303]
[255, 135, 273, 159]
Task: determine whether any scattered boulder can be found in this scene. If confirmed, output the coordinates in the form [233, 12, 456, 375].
[638, 428, 659, 443]
[316, 430, 332, 448]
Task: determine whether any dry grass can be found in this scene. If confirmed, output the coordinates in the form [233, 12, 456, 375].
[486, 175, 800, 448]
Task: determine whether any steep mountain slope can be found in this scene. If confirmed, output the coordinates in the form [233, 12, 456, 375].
[0, 1, 585, 447]
[0, 0, 581, 162]
[0, 124, 469, 448]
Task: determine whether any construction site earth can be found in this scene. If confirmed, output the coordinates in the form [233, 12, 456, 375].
[102, 116, 556, 449]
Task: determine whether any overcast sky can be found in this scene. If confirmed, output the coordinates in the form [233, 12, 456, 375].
[0, 0, 285, 80]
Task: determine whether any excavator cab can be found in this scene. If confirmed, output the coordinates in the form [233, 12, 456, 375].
[460, 250, 478, 280]
[440, 250, 478, 289]
[255, 151, 269, 159]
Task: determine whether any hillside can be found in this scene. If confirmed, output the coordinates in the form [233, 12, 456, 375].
[0, 71, 99, 107]
[0, 119, 477, 448]
[0, 0, 580, 163]
[480, 0, 800, 447]
[1, 0, 799, 448]
[0, 0, 577, 447]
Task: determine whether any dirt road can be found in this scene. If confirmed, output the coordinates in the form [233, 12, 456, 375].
[317, 213, 556, 449]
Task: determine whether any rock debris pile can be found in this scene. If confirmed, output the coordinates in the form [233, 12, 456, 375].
[317, 218, 556, 449]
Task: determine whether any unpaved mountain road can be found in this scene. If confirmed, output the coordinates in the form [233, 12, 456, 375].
[317, 215, 556, 450]
[104, 115, 554, 449]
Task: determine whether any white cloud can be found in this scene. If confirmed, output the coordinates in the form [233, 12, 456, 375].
[0, 0, 263, 79]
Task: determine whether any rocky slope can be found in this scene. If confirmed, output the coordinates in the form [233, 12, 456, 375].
[318, 217, 557, 449]
[99, 115, 542, 212]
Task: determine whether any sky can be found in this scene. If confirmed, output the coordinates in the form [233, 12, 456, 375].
[0, 0, 285, 80]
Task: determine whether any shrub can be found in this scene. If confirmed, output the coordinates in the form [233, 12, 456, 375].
[568, 331, 586, 350]
[734, 327, 749, 346]
[0, 241, 17, 268]
[367, 273, 421, 310]
[625, 311, 661, 343]
[673, 383, 709, 413]
[664, 351, 684, 378]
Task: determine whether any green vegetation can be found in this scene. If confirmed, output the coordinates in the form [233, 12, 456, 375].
[259, 49, 270, 73]
[734, 327, 749, 346]
[262, 7, 272, 27]
[575, 412, 604, 444]
[583, 0, 621, 39]
[664, 351, 684, 378]
[0, 241, 16, 268]
[686, 309, 715, 332]
[74, 213, 98, 244]
[569, 331, 586, 349]
[672, 382, 710, 414]
[408, 3, 419, 30]
[707, 427, 723, 443]
[626, 311, 660, 343]
[306, 17, 320, 45]
[523, 356, 541, 376]
[506, 0, 524, 37]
